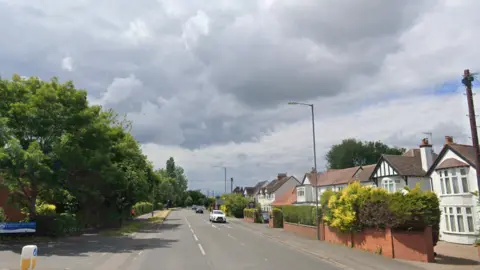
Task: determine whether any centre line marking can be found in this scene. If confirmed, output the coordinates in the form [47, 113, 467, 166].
[227, 234, 236, 240]
[190, 228, 195, 234]
[198, 243, 206, 255]
[193, 234, 199, 241]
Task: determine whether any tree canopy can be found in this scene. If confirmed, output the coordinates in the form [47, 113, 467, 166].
[0, 75, 188, 229]
[326, 138, 405, 169]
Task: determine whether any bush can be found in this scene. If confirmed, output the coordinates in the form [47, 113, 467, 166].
[322, 182, 441, 233]
[243, 208, 261, 222]
[36, 213, 81, 237]
[132, 202, 153, 216]
[282, 205, 320, 226]
[222, 194, 250, 218]
[37, 202, 57, 216]
[271, 208, 283, 228]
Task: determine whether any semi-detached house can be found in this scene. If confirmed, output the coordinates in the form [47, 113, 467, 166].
[256, 173, 300, 212]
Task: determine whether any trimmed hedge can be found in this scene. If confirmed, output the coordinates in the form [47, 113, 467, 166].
[132, 202, 153, 216]
[243, 208, 261, 223]
[282, 205, 321, 226]
[321, 182, 441, 233]
[36, 213, 82, 237]
[271, 208, 283, 228]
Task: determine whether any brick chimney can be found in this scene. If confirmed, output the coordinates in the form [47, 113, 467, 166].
[445, 136, 454, 145]
[419, 138, 433, 172]
[277, 173, 287, 180]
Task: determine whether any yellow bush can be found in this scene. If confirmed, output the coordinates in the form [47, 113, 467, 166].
[37, 201, 56, 216]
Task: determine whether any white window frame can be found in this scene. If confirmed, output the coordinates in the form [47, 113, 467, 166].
[381, 178, 400, 193]
[438, 168, 470, 195]
[297, 187, 305, 197]
[443, 206, 476, 234]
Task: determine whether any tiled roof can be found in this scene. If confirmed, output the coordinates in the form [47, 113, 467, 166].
[244, 187, 255, 196]
[449, 144, 478, 167]
[272, 187, 297, 206]
[435, 158, 469, 170]
[266, 176, 295, 193]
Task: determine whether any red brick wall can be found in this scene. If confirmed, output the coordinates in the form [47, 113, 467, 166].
[321, 224, 434, 263]
[283, 222, 317, 239]
[243, 216, 255, 223]
[268, 218, 274, 228]
[323, 224, 353, 247]
[0, 186, 25, 222]
[353, 228, 394, 258]
[392, 227, 434, 263]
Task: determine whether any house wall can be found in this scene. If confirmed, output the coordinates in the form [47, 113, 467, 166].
[407, 176, 432, 191]
[430, 149, 479, 245]
[296, 185, 313, 203]
[376, 175, 406, 192]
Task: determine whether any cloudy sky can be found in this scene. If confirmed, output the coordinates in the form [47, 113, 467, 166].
[1, 0, 479, 194]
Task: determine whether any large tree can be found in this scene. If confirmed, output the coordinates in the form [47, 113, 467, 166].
[326, 138, 405, 169]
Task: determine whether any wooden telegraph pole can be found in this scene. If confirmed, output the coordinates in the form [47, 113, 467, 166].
[462, 69, 480, 191]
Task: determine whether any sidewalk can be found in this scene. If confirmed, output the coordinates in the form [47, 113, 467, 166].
[228, 218, 479, 270]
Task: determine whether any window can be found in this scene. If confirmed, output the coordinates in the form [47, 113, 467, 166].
[381, 178, 401, 193]
[297, 188, 305, 197]
[439, 168, 470, 194]
[443, 206, 475, 233]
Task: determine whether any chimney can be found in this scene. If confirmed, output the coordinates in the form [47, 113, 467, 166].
[419, 138, 433, 172]
[445, 136, 454, 145]
[277, 173, 287, 180]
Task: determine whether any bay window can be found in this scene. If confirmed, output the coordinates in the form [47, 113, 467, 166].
[438, 168, 469, 195]
[443, 206, 475, 233]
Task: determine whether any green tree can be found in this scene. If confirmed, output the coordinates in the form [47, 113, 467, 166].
[184, 196, 193, 206]
[326, 138, 405, 169]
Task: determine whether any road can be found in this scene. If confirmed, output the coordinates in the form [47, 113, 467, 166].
[0, 209, 344, 270]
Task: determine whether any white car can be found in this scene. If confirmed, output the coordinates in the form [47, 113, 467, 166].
[209, 210, 227, 223]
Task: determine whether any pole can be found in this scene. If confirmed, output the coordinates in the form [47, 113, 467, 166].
[310, 104, 319, 240]
[463, 69, 480, 192]
[231, 177, 233, 193]
[224, 167, 227, 194]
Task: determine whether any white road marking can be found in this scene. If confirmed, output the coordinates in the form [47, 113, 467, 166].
[198, 243, 206, 255]
[190, 228, 195, 234]
[138, 251, 143, 256]
[188, 224, 191, 228]
[101, 253, 107, 256]
[225, 225, 232, 229]
[240, 243, 245, 246]
[211, 224, 218, 229]
[193, 234, 199, 241]
[227, 234, 236, 240]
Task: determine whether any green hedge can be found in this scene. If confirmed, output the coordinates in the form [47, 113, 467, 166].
[36, 213, 82, 237]
[271, 208, 283, 228]
[243, 208, 261, 223]
[322, 182, 441, 233]
[132, 202, 153, 216]
[282, 205, 321, 226]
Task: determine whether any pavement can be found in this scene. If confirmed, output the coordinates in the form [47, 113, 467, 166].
[0, 209, 476, 270]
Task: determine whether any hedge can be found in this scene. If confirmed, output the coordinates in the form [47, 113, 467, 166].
[271, 208, 283, 228]
[132, 202, 153, 216]
[321, 182, 441, 233]
[243, 208, 261, 223]
[282, 205, 321, 226]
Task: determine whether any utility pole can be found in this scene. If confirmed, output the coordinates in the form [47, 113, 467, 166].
[462, 69, 480, 192]
[230, 177, 233, 193]
[224, 167, 227, 194]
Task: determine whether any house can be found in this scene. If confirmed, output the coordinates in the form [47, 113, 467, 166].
[250, 180, 268, 201]
[295, 165, 376, 205]
[232, 186, 244, 195]
[271, 187, 297, 207]
[242, 187, 255, 198]
[369, 138, 436, 193]
[426, 136, 479, 245]
[256, 173, 300, 212]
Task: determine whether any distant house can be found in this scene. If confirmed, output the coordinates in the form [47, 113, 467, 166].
[256, 173, 300, 212]
[369, 138, 436, 193]
[250, 180, 268, 201]
[426, 136, 479, 244]
[232, 186, 243, 195]
[295, 165, 376, 206]
[271, 187, 297, 207]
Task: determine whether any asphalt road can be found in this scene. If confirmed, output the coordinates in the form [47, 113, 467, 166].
[0, 209, 343, 270]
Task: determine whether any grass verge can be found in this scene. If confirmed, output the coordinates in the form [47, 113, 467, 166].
[100, 209, 171, 236]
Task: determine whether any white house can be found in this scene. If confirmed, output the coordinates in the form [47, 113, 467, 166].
[295, 165, 376, 205]
[257, 173, 300, 212]
[369, 138, 435, 193]
[426, 136, 479, 245]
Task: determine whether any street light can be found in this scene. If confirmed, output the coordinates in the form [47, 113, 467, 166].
[213, 166, 227, 194]
[288, 101, 319, 240]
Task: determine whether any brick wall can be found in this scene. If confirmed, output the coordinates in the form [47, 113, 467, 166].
[268, 217, 274, 228]
[243, 216, 255, 223]
[321, 224, 434, 263]
[0, 186, 25, 222]
[283, 222, 317, 239]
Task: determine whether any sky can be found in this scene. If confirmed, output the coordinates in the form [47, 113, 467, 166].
[1, 0, 480, 194]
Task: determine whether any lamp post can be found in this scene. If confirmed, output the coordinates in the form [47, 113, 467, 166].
[213, 166, 227, 194]
[288, 101, 319, 240]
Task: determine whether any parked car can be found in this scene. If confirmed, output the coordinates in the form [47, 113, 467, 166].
[196, 207, 204, 214]
[261, 212, 270, 223]
[209, 210, 227, 223]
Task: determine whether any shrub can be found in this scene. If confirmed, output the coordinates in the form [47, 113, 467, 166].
[132, 202, 153, 216]
[37, 202, 57, 216]
[283, 205, 320, 226]
[271, 208, 283, 228]
[36, 213, 81, 237]
[222, 194, 250, 218]
[243, 208, 261, 222]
